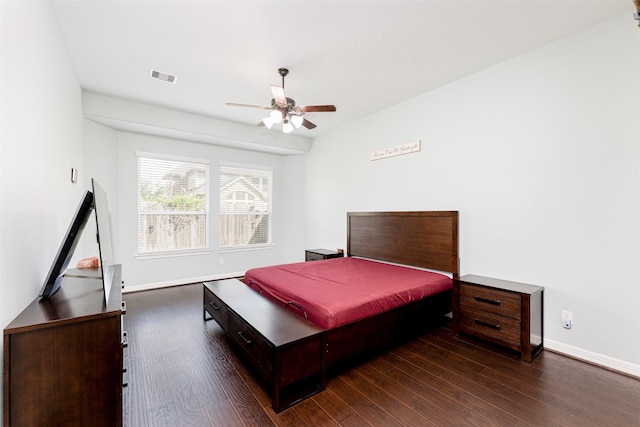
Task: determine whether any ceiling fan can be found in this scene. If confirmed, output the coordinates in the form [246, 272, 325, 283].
[226, 68, 336, 133]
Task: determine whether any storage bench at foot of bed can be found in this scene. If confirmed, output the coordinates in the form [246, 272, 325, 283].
[203, 279, 326, 413]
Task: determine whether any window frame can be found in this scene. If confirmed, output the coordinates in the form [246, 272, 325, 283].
[136, 152, 211, 258]
[219, 161, 273, 252]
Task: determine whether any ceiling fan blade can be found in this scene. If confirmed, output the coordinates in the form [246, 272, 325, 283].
[226, 102, 271, 110]
[271, 85, 287, 107]
[300, 105, 336, 113]
[302, 118, 317, 129]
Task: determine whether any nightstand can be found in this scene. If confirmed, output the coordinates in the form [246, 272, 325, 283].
[453, 274, 544, 362]
[305, 249, 344, 261]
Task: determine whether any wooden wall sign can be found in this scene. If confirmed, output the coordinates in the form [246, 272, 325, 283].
[371, 140, 421, 161]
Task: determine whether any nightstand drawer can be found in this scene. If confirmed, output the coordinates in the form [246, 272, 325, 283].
[204, 287, 228, 330]
[305, 251, 327, 261]
[459, 308, 521, 348]
[454, 275, 544, 362]
[459, 283, 521, 320]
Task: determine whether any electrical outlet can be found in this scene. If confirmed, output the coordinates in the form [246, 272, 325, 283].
[562, 310, 573, 329]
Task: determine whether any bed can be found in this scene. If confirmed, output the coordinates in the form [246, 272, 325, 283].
[244, 256, 454, 329]
[203, 211, 459, 411]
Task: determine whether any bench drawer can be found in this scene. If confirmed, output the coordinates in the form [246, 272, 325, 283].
[228, 310, 273, 380]
[204, 287, 228, 330]
[203, 278, 326, 412]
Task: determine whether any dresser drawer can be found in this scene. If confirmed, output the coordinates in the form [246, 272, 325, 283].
[459, 307, 521, 348]
[459, 283, 521, 320]
[204, 287, 228, 330]
[228, 310, 273, 380]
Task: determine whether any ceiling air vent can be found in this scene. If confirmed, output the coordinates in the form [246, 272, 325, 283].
[150, 70, 177, 84]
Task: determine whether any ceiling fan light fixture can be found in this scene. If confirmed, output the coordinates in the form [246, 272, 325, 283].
[262, 117, 274, 129]
[270, 109, 283, 123]
[227, 68, 336, 134]
[282, 121, 294, 133]
[290, 115, 303, 128]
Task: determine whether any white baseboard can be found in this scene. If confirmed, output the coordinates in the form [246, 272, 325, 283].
[122, 271, 245, 294]
[545, 339, 640, 379]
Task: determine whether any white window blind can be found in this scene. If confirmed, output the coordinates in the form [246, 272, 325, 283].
[137, 153, 209, 255]
[219, 163, 272, 249]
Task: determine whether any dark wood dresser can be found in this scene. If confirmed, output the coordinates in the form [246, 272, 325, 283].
[204, 278, 325, 412]
[453, 274, 544, 362]
[3, 265, 125, 426]
[305, 248, 344, 261]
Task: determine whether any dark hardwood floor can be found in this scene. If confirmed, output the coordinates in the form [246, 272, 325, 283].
[122, 283, 640, 427]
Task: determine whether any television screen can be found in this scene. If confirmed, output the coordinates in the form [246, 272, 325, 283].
[39, 190, 94, 298]
[92, 179, 115, 304]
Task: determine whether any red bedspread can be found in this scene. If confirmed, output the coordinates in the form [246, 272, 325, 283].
[243, 257, 452, 329]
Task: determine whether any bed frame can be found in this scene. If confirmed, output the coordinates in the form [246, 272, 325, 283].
[203, 211, 459, 412]
[329, 211, 459, 366]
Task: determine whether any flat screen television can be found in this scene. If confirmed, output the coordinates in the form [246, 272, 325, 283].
[92, 178, 115, 304]
[39, 179, 115, 303]
[39, 190, 94, 298]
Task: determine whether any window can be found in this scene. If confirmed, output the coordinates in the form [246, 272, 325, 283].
[219, 163, 272, 249]
[137, 153, 209, 256]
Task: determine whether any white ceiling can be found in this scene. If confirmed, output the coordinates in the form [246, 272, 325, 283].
[51, 0, 632, 139]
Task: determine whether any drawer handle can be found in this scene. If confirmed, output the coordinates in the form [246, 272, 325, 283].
[209, 301, 221, 311]
[238, 331, 252, 345]
[474, 319, 501, 330]
[474, 296, 500, 306]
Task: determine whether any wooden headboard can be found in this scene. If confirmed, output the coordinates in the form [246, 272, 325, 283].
[347, 211, 459, 278]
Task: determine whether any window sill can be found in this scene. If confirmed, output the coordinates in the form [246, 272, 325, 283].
[136, 249, 212, 260]
[219, 244, 275, 254]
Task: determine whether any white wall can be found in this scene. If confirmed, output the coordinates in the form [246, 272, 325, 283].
[0, 0, 85, 420]
[306, 14, 640, 373]
[81, 120, 119, 262]
[278, 154, 307, 261]
[1, 13, 637, 427]
[82, 124, 307, 290]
